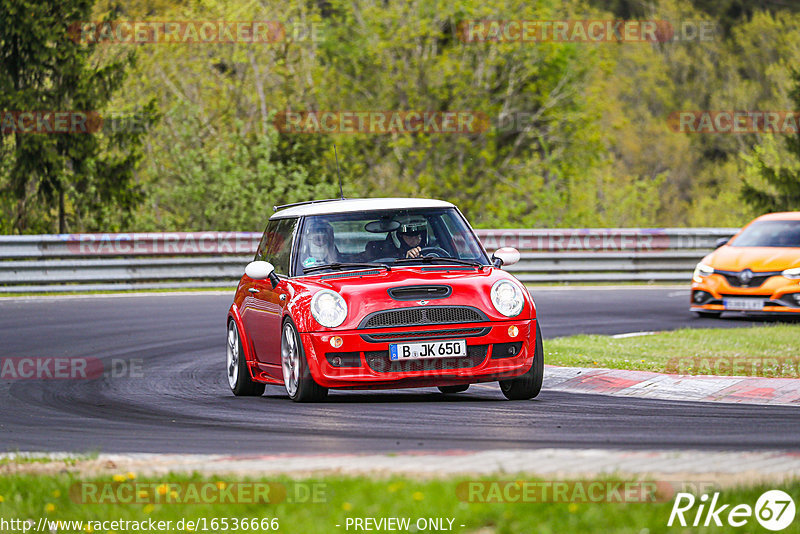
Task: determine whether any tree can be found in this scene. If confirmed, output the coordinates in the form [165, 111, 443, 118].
[0, 0, 156, 233]
[741, 69, 800, 213]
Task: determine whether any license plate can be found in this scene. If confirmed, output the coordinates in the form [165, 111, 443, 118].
[723, 298, 764, 311]
[389, 340, 467, 361]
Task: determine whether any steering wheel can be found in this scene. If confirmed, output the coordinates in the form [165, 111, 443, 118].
[417, 246, 450, 258]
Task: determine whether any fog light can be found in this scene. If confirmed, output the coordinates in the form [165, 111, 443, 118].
[329, 336, 343, 348]
[794, 294, 800, 304]
[508, 325, 519, 338]
[331, 356, 342, 366]
[693, 291, 709, 303]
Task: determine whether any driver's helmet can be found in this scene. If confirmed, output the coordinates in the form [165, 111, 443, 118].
[394, 215, 427, 247]
[307, 220, 334, 243]
[304, 220, 335, 265]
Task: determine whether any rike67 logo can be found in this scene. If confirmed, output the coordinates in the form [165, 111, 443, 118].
[668, 490, 796, 531]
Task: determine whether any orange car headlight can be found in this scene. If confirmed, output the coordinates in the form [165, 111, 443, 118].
[693, 262, 714, 283]
[782, 267, 800, 279]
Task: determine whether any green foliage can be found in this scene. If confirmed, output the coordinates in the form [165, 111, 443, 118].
[0, 0, 158, 233]
[4, 0, 800, 232]
[741, 70, 800, 212]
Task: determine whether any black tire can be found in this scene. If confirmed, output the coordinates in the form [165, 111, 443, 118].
[499, 323, 544, 400]
[694, 311, 722, 319]
[438, 385, 470, 394]
[281, 319, 328, 403]
[227, 320, 266, 397]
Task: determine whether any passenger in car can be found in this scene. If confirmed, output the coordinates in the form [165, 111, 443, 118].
[300, 220, 340, 268]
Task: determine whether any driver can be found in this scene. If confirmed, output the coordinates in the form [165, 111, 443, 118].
[301, 220, 339, 268]
[394, 216, 427, 259]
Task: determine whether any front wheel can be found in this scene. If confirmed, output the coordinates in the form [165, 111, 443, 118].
[281, 320, 328, 403]
[227, 320, 265, 397]
[499, 323, 544, 400]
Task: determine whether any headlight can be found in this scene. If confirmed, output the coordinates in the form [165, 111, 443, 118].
[490, 280, 524, 317]
[693, 262, 714, 283]
[782, 267, 800, 279]
[310, 290, 348, 328]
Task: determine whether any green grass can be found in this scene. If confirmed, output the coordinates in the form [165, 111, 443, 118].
[0, 473, 797, 533]
[0, 452, 98, 467]
[546, 325, 800, 377]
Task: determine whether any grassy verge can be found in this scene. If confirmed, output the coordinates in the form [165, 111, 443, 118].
[546, 325, 800, 377]
[0, 473, 797, 533]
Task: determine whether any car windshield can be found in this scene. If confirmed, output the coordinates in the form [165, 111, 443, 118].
[294, 208, 490, 275]
[730, 220, 800, 247]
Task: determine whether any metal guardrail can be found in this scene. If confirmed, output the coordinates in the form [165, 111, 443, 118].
[0, 229, 738, 292]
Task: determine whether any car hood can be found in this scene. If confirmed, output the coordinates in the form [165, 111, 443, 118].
[706, 246, 800, 272]
[292, 266, 534, 331]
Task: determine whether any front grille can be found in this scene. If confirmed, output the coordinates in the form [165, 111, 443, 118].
[360, 306, 487, 329]
[360, 327, 489, 343]
[388, 285, 451, 301]
[716, 270, 780, 288]
[364, 345, 488, 373]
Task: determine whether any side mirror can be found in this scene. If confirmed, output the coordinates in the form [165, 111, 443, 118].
[715, 237, 730, 248]
[245, 261, 280, 288]
[492, 247, 521, 268]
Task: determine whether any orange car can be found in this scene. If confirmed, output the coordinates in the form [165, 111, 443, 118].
[691, 212, 800, 317]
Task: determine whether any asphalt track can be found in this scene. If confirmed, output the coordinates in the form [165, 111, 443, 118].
[1, 287, 798, 454]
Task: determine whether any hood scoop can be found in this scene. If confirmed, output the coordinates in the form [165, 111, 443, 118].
[388, 285, 452, 301]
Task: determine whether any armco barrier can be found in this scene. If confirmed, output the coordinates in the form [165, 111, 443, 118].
[0, 228, 737, 292]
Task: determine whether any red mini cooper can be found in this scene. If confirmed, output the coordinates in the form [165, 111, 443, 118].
[226, 198, 543, 402]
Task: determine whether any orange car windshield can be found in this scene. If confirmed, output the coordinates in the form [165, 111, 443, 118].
[730, 220, 800, 247]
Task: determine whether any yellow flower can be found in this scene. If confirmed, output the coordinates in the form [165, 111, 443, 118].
[568, 503, 578, 513]
[412, 491, 424, 501]
[157, 484, 168, 495]
[127, 472, 136, 480]
[143, 504, 154, 514]
[45, 503, 56, 513]
[0, 495, 5, 503]
[387, 482, 403, 493]
[84, 525, 93, 533]
[169, 491, 178, 499]
[216, 481, 227, 490]
[52, 490, 61, 498]
[112, 474, 126, 482]
[138, 490, 149, 499]
[342, 502, 353, 511]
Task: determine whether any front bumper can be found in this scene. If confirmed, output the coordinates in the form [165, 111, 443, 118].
[301, 319, 535, 389]
[691, 274, 800, 314]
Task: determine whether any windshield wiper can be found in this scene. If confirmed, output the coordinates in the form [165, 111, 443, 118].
[303, 262, 391, 274]
[393, 256, 484, 269]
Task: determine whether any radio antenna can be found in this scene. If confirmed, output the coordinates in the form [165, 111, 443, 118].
[334, 144, 344, 200]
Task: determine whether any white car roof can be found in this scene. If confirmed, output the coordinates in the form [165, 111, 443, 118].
[271, 198, 455, 219]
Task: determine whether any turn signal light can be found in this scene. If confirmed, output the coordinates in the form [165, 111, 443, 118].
[329, 336, 343, 348]
[508, 326, 519, 338]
